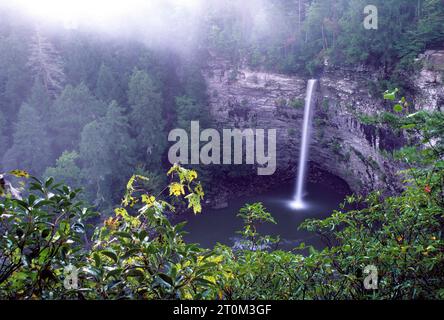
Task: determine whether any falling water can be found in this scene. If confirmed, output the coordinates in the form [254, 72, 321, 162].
[290, 79, 317, 210]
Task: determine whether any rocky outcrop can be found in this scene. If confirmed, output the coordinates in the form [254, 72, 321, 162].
[414, 50, 444, 112]
[203, 51, 444, 195]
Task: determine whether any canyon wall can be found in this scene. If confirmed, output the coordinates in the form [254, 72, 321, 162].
[203, 51, 444, 195]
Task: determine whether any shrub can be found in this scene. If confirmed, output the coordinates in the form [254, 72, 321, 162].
[290, 98, 304, 109]
[1, 105, 443, 300]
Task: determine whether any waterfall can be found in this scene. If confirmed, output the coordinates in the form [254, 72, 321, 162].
[290, 79, 317, 210]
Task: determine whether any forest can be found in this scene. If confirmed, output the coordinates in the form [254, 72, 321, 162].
[0, 0, 444, 300]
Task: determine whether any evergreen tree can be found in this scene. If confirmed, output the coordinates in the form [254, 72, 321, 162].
[61, 32, 102, 88]
[95, 63, 119, 103]
[28, 79, 52, 115]
[417, 0, 444, 46]
[100, 101, 136, 178]
[50, 83, 106, 156]
[174, 59, 210, 130]
[80, 101, 135, 206]
[0, 32, 32, 122]
[179, 62, 208, 106]
[175, 95, 205, 131]
[327, 0, 419, 69]
[128, 69, 166, 168]
[2, 103, 51, 175]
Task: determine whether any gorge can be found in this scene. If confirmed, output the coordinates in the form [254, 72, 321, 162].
[202, 50, 444, 204]
[182, 50, 444, 248]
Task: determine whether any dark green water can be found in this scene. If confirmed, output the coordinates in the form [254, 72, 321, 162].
[182, 180, 349, 250]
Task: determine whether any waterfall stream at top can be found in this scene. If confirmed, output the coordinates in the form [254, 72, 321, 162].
[290, 79, 317, 210]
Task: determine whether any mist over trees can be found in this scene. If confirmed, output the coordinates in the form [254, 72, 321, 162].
[0, 0, 443, 211]
[205, 0, 444, 84]
[0, 16, 209, 210]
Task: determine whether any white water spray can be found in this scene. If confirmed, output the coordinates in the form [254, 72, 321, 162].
[290, 79, 317, 210]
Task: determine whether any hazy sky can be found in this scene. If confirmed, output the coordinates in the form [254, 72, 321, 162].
[3, 0, 203, 25]
[0, 0, 206, 48]
[0, 0, 272, 53]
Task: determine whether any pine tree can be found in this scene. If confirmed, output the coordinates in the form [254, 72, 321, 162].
[2, 103, 51, 175]
[128, 69, 166, 168]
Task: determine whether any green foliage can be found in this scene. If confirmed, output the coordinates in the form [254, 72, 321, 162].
[79, 101, 136, 208]
[95, 63, 120, 104]
[0, 166, 216, 299]
[0, 31, 32, 119]
[299, 190, 443, 299]
[383, 88, 399, 101]
[2, 103, 51, 176]
[236, 203, 278, 251]
[84, 166, 210, 299]
[50, 83, 107, 154]
[0, 172, 96, 299]
[44, 151, 82, 190]
[61, 33, 103, 88]
[128, 69, 166, 168]
[322, 98, 329, 112]
[0, 14, 213, 211]
[28, 80, 52, 115]
[178, 62, 208, 106]
[2, 114, 444, 300]
[1, 3, 444, 301]
[1, 80, 52, 175]
[290, 98, 304, 109]
[131, 167, 166, 196]
[175, 95, 204, 131]
[203, 0, 442, 78]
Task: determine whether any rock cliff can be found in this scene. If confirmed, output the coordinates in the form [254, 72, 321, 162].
[203, 51, 444, 195]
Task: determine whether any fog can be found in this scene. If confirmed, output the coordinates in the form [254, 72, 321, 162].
[0, 0, 271, 52]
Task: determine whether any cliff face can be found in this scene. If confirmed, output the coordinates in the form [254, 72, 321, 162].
[414, 50, 444, 112]
[203, 51, 444, 195]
